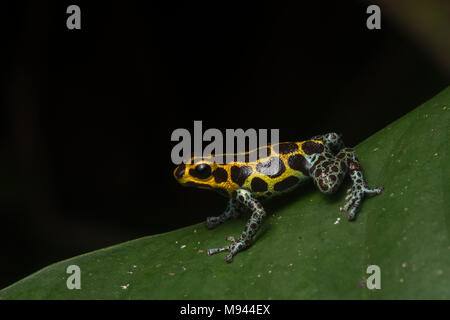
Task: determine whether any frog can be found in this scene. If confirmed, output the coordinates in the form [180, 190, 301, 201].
[173, 132, 383, 263]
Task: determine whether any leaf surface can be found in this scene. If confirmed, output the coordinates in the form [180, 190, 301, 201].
[1, 87, 449, 299]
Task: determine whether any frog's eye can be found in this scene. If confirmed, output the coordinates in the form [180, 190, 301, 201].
[190, 163, 212, 180]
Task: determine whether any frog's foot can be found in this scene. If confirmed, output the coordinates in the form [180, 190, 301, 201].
[340, 185, 384, 220]
[205, 199, 241, 229]
[205, 217, 220, 229]
[206, 236, 248, 263]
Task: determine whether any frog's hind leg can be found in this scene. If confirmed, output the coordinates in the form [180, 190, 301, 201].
[339, 156, 384, 219]
[311, 132, 345, 154]
[310, 146, 383, 220]
[205, 197, 242, 229]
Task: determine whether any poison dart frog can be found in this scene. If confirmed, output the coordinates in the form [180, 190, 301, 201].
[173, 133, 383, 263]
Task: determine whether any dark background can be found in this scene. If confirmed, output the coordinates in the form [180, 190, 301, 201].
[0, 0, 448, 289]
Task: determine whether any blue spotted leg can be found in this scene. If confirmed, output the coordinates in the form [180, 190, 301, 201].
[310, 133, 383, 220]
[205, 197, 242, 229]
[206, 188, 266, 263]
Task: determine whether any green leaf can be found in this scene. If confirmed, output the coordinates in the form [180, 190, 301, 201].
[1, 87, 449, 299]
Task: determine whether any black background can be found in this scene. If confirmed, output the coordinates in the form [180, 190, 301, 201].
[1, 0, 448, 289]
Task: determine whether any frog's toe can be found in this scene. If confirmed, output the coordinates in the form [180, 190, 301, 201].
[347, 197, 362, 220]
[206, 236, 237, 257]
[341, 185, 383, 219]
[225, 240, 248, 263]
[205, 217, 219, 229]
[340, 200, 354, 213]
[340, 189, 363, 219]
[364, 186, 384, 195]
[207, 238, 248, 263]
[225, 253, 234, 263]
[340, 193, 356, 211]
[344, 192, 352, 202]
[206, 245, 230, 256]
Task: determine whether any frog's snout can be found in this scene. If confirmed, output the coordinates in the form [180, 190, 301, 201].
[174, 163, 186, 180]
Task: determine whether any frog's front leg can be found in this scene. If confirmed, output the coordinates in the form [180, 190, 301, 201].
[205, 197, 242, 229]
[310, 145, 383, 220]
[206, 188, 266, 263]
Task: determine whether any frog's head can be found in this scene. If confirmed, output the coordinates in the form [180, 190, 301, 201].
[173, 158, 218, 189]
[173, 158, 231, 197]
